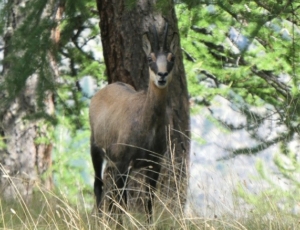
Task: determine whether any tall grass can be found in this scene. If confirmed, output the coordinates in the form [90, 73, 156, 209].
[1, 142, 300, 229]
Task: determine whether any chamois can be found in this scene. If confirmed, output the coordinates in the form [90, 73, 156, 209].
[89, 23, 178, 221]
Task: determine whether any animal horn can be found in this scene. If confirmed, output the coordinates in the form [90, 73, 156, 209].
[152, 24, 159, 51]
[162, 22, 168, 51]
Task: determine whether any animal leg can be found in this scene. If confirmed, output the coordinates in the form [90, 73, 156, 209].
[108, 171, 130, 213]
[145, 163, 161, 223]
[90, 142, 105, 210]
[103, 168, 129, 227]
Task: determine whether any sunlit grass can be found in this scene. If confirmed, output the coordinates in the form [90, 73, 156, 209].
[1, 137, 300, 229]
[1, 167, 299, 229]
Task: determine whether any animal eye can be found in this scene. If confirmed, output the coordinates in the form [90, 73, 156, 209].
[170, 56, 175, 62]
[148, 56, 153, 63]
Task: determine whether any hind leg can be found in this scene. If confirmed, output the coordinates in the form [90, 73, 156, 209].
[108, 168, 130, 213]
[106, 163, 132, 227]
[90, 141, 105, 210]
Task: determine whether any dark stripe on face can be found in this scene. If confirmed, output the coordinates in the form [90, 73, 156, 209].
[167, 61, 174, 73]
[167, 53, 175, 73]
[149, 62, 158, 74]
[149, 52, 175, 74]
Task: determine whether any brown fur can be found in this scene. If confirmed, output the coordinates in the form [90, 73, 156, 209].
[90, 79, 168, 163]
[89, 29, 178, 222]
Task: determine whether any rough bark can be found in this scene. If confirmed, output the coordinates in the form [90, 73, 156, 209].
[0, 0, 61, 200]
[96, 0, 190, 208]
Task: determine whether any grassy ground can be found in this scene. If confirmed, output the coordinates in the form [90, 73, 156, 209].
[0, 141, 299, 229]
[0, 175, 299, 230]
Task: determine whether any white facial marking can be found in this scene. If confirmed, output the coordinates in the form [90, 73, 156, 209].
[153, 55, 170, 89]
[156, 55, 168, 73]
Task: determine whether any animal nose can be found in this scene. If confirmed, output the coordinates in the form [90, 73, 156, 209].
[158, 72, 168, 78]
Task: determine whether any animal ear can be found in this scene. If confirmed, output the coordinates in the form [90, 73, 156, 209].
[142, 34, 151, 56]
[170, 33, 179, 54]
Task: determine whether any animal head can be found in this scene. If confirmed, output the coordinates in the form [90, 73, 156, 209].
[142, 23, 179, 89]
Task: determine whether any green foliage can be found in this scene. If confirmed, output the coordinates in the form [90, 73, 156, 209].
[2, 1, 56, 110]
[0, 137, 6, 150]
[235, 155, 300, 228]
[274, 151, 300, 187]
[178, 3, 300, 224]
[56, 0, 105, 129]
[1, 0, 103, 123]
[176, 1, 300, 156]
[52, 114, 93, 206]
[1, 0, 101, 208]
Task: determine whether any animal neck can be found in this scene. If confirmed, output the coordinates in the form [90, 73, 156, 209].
[142, 80, 168, 127]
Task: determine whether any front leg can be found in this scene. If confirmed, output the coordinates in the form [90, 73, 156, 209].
[145, 163, 161, 223]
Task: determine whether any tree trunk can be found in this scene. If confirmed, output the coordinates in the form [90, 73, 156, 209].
[0, 0, 60, 200]
[96, 0, 190, 208]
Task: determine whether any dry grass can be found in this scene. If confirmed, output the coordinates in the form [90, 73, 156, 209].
[0, 170, 299, 230]
[1, 140, 300, 229]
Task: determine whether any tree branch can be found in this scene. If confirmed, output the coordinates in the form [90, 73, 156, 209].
[251, 67, 291, 99]
[219, 130, 293, 160]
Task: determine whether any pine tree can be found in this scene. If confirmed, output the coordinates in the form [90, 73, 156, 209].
[0, 0, 61, 199]
[178, 0, 300, 158]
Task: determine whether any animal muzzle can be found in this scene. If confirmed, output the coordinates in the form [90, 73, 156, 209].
[157, 72, 168, 85]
